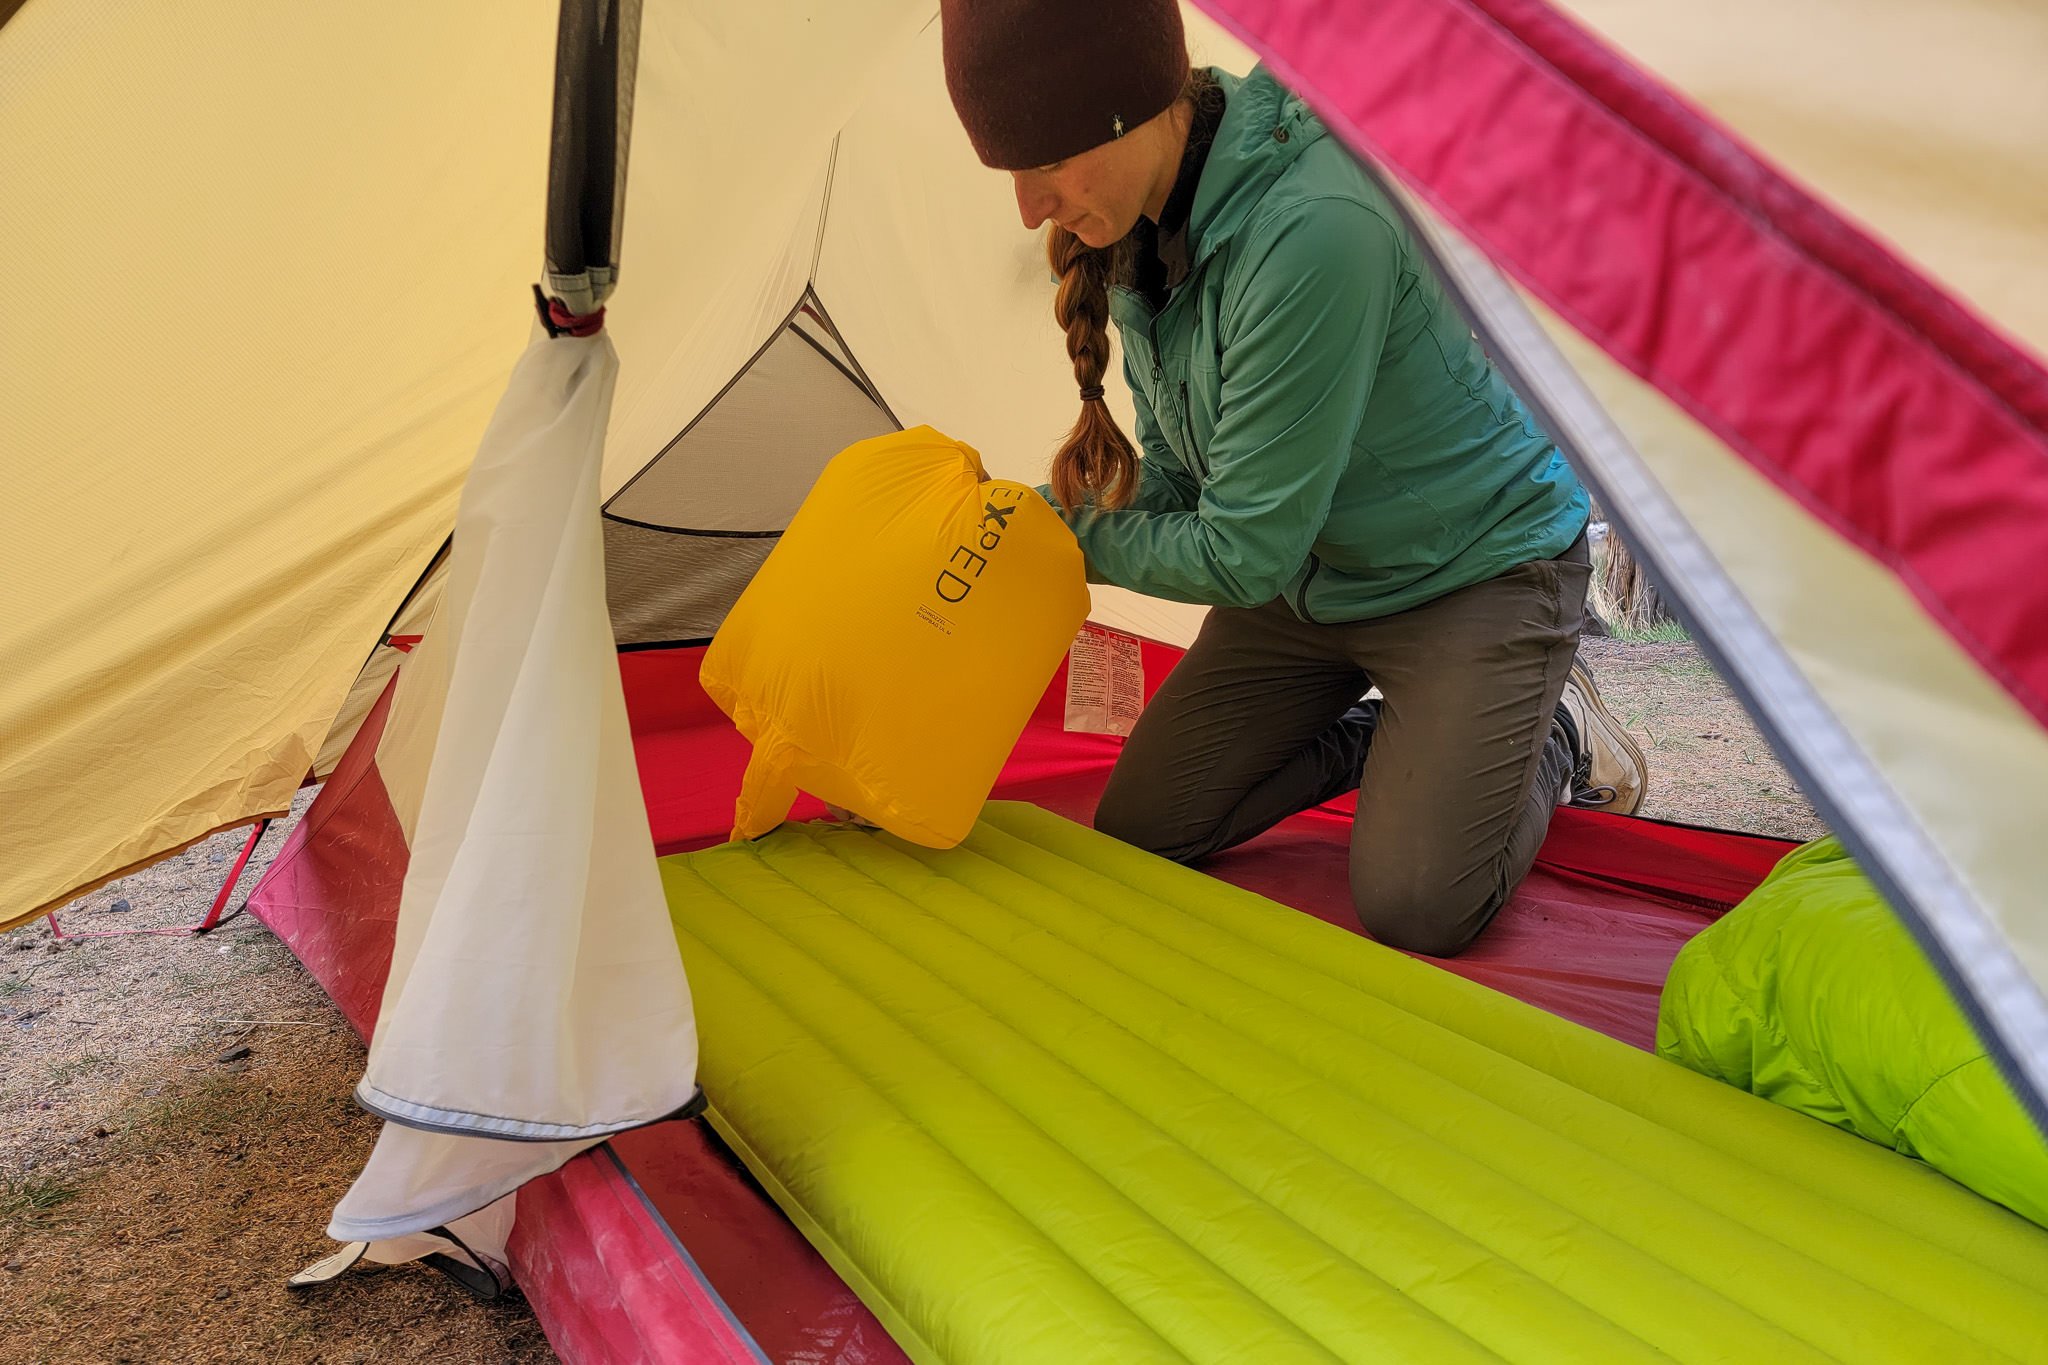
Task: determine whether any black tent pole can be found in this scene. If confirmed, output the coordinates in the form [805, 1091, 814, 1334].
[538, 0, 643, 330]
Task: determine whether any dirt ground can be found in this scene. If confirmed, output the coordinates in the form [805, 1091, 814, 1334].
[0, 788, 554, 1365]
[0, 636, 1822, 1364]
[1575, 636, 1826, 842]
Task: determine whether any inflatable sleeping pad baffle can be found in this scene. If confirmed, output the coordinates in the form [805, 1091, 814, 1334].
[1659, 835, 2048, 1228]
[662, 805, 2048, 1365]
[701, 426, 1089, 847]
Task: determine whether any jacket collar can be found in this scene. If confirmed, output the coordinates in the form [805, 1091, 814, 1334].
[1111, 65, 1317, 330]
[1187, 66, 1316, 267]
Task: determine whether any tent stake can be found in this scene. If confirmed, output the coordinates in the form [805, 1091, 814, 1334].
[48, 819, 272, 941]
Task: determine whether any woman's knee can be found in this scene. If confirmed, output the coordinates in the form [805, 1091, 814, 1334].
[1351, 876, 1503, 958]
[1093, 789, 1207, 863]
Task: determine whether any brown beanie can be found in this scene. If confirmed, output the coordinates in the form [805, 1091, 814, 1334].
[940, 0, 1190, 171]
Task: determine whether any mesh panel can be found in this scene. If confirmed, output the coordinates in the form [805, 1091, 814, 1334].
[602, 294, 897, 644]
[606, 319, 896, 532]
[604, 517, 777, 645]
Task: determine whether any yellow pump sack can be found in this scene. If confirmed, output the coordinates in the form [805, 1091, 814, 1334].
[701, 426, 1090, 848]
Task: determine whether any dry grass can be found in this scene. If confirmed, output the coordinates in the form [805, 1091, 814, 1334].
[0, 791, 552, 1365]
[1577, 637, 1825, 841]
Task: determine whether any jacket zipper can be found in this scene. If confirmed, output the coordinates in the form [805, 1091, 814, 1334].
[1292, 553, 1323, 622]
[1178, 380, 1200, 472]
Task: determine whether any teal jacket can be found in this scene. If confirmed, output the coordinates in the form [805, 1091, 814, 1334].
[1060, 66, 1588, 622]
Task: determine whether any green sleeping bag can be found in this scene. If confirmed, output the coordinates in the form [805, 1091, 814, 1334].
[1658, 835, 2048, 1228]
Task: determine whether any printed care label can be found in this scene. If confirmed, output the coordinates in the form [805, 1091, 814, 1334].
[1064, 623, 1145, 736]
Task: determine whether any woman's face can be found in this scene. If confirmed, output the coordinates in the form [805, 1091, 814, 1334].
[1008, 108, 1183, 248]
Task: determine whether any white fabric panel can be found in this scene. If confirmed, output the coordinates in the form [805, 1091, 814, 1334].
[314, 554, 451, 780]
[374, 599, 451, 848]
[603, 166, 822, 496]
[334, 1135, 579, 1245]
[360, 1196, 516, 1271]
[600, 0, 936, 495]
[340, 330, 696, 1241]
[816, 22, 1147, 487]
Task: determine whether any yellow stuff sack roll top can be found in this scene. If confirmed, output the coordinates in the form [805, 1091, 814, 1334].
[701, 427, 1090, 848]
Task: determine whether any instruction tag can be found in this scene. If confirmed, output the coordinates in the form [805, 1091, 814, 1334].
[1064, 623, 1145, 736]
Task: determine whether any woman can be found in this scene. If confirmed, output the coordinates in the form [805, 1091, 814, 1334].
[940, 0, 1647, 956]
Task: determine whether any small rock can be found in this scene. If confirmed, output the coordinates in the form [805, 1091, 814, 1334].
[215, 1044, 252, 1064]
[14, 939, 38, 952]
[213, 1286, 231, 1300]
[105, 898, 132, 914]
[4, 1259, 23, 1273]
[93, 1127, 110, 1139]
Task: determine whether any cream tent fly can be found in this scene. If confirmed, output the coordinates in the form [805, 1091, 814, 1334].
[4, 0, 2047, 1359]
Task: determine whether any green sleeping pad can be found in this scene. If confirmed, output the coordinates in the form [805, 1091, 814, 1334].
[660, 803, 2048, 1364]
[1658, 835, 2048, 1230]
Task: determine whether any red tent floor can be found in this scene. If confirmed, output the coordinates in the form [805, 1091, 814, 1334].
[250, 642, 1797, 1364]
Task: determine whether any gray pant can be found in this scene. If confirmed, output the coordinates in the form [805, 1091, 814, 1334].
[1096, 536, 1591, 956]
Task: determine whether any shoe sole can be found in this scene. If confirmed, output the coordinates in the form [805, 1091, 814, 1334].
[1568, 661, 1650, 816]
